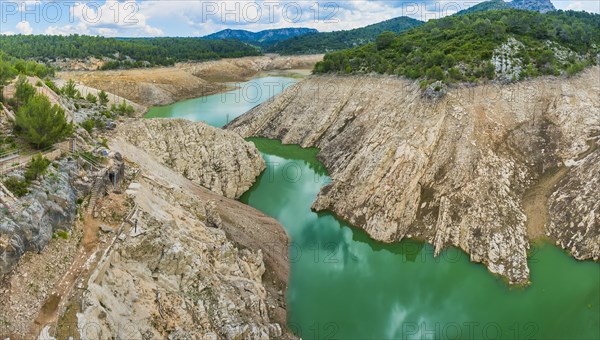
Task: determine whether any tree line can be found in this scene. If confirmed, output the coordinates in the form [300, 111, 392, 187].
[0, 35, 262, 70]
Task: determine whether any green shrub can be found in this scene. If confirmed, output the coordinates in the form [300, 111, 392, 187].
[376, 31, 396, 50]
[100, 138, 109, 148]
[86, 93, 97, 104]
[98, 90, 109, 106]
[56, 230, 69, 239]
[62, 79, 80, 99]
[426, 66, 445, 81]
[81, 119, 95, 133]
[44, 79, 60, 93]
[113, 100, 135, 116]
[24, 153, 50, 181]
[3, 177, 29, 197]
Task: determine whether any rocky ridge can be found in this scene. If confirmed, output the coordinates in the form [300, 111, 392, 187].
[227, 68, 600, 284]
[115, 119, 265, 199]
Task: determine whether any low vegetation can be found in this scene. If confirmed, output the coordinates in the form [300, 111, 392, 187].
[3, 153, 51, 197]
[314, 10, 599, 85]
[24, 153, 51, 182]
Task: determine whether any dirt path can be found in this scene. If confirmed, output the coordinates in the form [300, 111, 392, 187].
[28, 215, 101, 337]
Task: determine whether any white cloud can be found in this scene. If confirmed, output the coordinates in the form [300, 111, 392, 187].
[563, 1, 600, 13]
[45, 22, 90, 36]
[16, 20, 33, 34]
[137, 0, 469, 36]
[75, 0, 164, 36]
[0, 31, 16, 36]
[16, 1, 600, 37]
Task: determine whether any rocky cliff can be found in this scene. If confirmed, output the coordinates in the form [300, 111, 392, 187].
[78, 182, 283, 338]
[0, 160, 80, 277]
[227, 68, 600, 284]
[77, 135, 292, 338]
[115, 119, 265, 199]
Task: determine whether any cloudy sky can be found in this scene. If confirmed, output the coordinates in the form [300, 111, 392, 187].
[1, 0, 598, 37]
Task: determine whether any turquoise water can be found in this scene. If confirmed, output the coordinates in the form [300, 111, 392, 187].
[147, 77, 600, 339]
[146, 76, 298, 127]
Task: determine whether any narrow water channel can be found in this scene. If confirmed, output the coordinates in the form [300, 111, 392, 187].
[146, 77, 600, 340]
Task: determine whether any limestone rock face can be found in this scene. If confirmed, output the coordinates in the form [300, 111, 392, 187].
[509, 0, 556, 13]
[0, 160, 80, 277]
[116, 119, 265, 199]
[548, 147, 600, 261]
[77, 173, 285, 339]
[227, 68, 600, 284]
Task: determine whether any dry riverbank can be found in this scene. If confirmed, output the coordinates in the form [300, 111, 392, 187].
[58, 54, 323, 109]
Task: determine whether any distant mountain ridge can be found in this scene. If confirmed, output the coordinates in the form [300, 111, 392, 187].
[457, 0, 556, 15]
[267, 16, 423, 55]
[203, 28, 318, 47]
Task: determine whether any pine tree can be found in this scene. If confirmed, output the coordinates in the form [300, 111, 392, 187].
[98, 90, 109, 106]
[14, 74, 36, 107]
[15, 94, 73, 149]
[62, 79, 80, 99]
[86, 92, 97, 104]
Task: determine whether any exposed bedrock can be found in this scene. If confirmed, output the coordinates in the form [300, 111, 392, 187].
[227, 67, 600, 284]
[115, 118, 265, 199]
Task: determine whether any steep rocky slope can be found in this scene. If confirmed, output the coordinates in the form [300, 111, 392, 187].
[548, 143, 599, 260]
[85, 136, 292, 337]
[227, 68, 600, 284]
[115, 119, 265, 199]
[78, 175, 284, 338]
[0, 160, 80, 277]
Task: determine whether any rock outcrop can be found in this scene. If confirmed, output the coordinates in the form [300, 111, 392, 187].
[115, 119, 265, 199]
[79, 206, 282, 339]
[548, 143, 600, 261]
[0, 160, 80, 277]
[509, 0, 556, 13]
[227, 68, 600, 284]
[78, 136, 292, 338]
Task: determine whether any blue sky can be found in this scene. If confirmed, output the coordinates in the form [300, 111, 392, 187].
[1, 0, 598, 37]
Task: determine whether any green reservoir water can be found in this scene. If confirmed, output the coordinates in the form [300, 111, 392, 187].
[147, 77, 600, 339]
[146, 76, 298, 127]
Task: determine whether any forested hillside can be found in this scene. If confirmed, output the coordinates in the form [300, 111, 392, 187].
[0, 35, 261, 69]
[267, 17, 423, 55]
[314, 10, 600, 86]
[204, 28, 318, 48]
